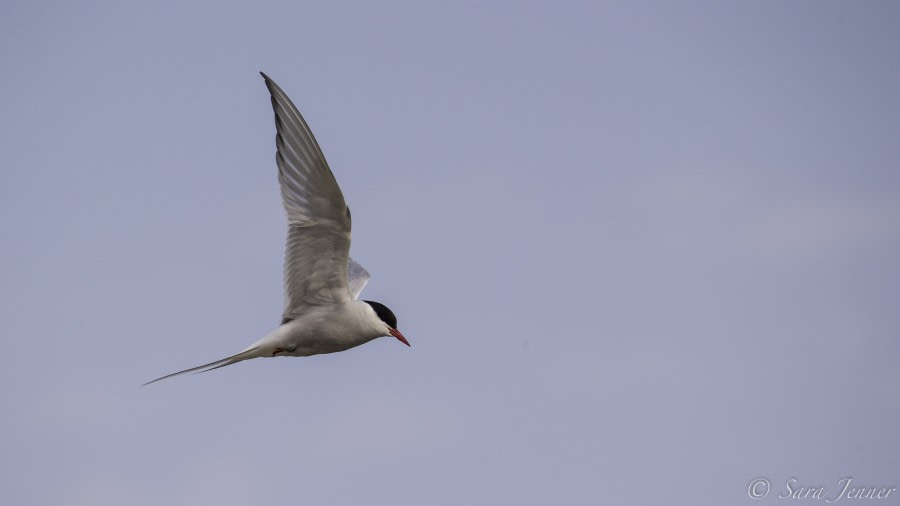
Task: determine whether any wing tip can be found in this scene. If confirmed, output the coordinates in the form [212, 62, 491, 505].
[260, 72, 277, 94]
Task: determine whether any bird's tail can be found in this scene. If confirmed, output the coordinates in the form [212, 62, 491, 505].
[142, 346, 262, 386]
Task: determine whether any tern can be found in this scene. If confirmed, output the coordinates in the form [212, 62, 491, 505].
[144, 72, 409, 386]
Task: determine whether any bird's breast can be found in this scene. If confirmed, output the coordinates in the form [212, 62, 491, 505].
[277, 305, 380, 356]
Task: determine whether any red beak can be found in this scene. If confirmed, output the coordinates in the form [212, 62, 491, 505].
[389, 327, 410, 347]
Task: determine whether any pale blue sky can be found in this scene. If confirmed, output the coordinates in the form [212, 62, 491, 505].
[1, 1, 899, 505]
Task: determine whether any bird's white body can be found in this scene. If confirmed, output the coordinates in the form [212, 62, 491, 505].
[248, 301, 390, 357]
[143, 73, 408, 386]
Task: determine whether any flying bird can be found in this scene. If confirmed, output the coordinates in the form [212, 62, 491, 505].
[144, 73, 409, 385]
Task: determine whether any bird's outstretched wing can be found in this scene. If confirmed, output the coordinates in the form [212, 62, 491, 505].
[347, 257, 371, 300]
[261, 72, 353, 320]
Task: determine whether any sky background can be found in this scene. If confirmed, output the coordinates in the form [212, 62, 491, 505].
[1, 1, 899, 504]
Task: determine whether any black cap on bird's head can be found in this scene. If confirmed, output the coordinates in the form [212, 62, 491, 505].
[364, 300, 409, 346]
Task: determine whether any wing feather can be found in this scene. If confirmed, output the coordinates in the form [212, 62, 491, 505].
[261, 73, 353, 319]
[347, 257, 371, 300]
